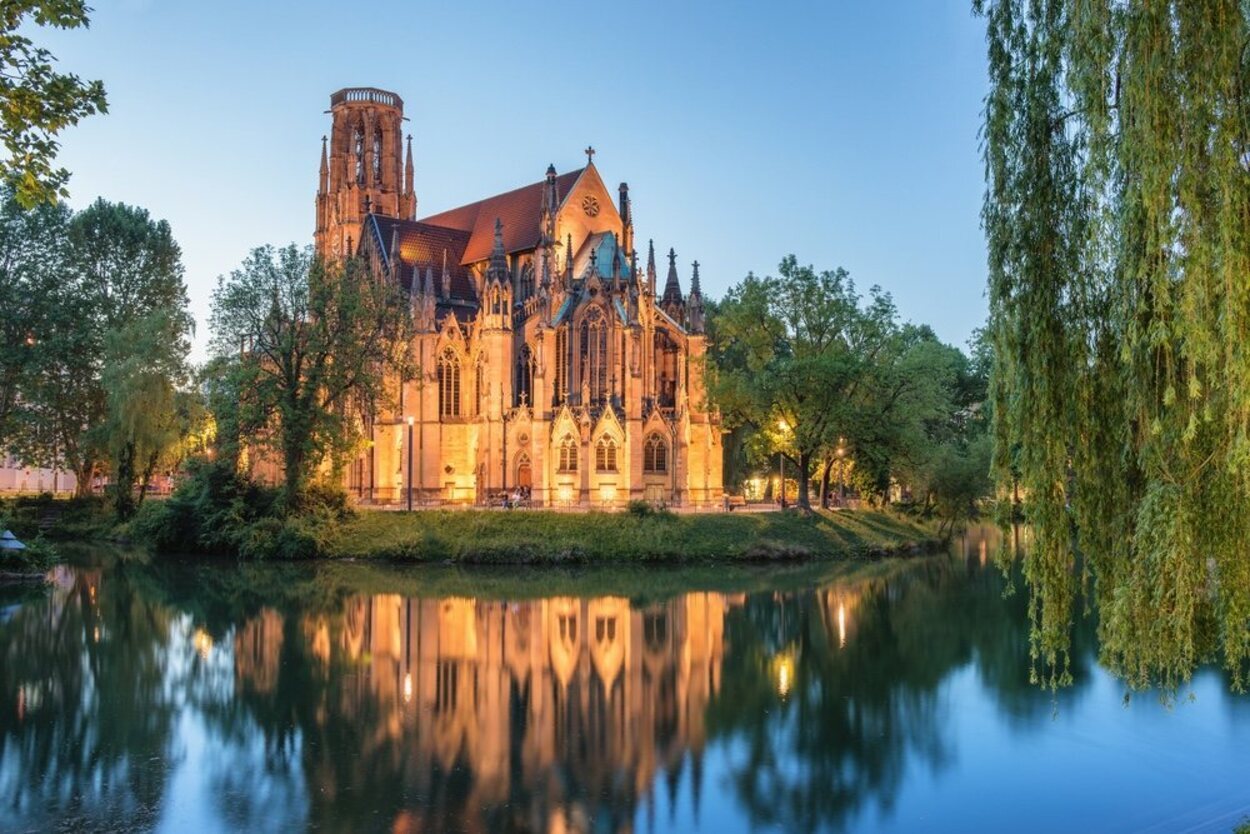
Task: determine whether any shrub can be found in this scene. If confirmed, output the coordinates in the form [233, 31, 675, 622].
[626, 499, 675, 520]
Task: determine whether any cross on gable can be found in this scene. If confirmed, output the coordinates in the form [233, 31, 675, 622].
[585, 146, 596, 164]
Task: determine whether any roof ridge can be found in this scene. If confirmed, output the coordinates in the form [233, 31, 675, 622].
[420, 167, 586, 225]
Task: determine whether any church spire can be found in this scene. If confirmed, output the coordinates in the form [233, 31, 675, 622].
[646, 239, 657, 297]
[319, 135, 328, 193]
[404, 134, 414, 195]
[690, 259, 702, 297]
[565, 233, 575, 287]
[662, 247, 684, 306]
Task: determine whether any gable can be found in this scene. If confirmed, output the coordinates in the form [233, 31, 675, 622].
[555, 164, 624, 252]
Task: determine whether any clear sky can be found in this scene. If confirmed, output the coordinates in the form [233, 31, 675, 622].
[37, 0, 989, 360]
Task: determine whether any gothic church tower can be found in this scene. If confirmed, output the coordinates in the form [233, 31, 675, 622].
[315, 88, 417, 258]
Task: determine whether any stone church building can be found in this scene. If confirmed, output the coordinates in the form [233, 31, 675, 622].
[316, 87, 723, 507]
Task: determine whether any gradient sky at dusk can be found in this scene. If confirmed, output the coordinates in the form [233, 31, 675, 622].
[37, 0, 989, 359]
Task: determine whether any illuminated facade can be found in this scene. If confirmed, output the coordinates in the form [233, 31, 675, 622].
[234, 591, 736, 831]
[315, 87, 723, 506]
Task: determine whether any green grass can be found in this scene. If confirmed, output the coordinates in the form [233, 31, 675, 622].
[319, 508, 939, 564]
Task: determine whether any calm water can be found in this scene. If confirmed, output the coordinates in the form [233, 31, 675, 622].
[1, 527, 1248, 833]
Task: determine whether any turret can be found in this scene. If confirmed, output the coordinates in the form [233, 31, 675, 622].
[661, 247, 685, 322]
[686, 260, 706, 334]
[316, 87, 415, 258]
[618, 182, 633, 256]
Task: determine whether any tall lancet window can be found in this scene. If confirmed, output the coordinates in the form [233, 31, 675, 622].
[516, 344, 534, 407]
[580, 308, 608, 405]
[353, 123, 365, 185]
[554, 327, 568, 406]
[438, 349, 461, 419]
[475, 355, 485, 417]
[372, 126, 383, 185]
[519, 263, 535, 302]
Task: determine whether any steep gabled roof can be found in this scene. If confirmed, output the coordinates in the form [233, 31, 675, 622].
[420, 168, 585, 265]
[367, 215, 477, 302]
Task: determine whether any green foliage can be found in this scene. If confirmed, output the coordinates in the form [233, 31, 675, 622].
[625, 498, 675, 520]
[0, 493, 109, 540]
[710, 259, 991, 516]
[0, 193, 194, 510]
[0, 1, 108, 206]
[207, 246, 411, 507]
[131, 459, 353, 560]
[977, 0, 1250, 689]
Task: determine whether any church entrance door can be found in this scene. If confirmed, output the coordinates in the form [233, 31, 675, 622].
[516, 454, 532, 490]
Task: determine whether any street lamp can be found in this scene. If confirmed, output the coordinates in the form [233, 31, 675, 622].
[836, 440, 846, 504]
[777, 419, 789, 509]
[406, 415, 415, 512]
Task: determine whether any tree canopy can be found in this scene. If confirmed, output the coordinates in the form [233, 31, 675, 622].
[0, 191, 192, 508]
[977, 0, 1250, 689]
[207, 245, 411, 507]
[0, 1, 108, 206]
[710, 256, 987, 516]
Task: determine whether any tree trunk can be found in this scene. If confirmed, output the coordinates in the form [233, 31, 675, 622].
[283, 433, 308, 510]
[819, 458, 832, 509]
[114, 441, 137, 520]
[73, 459, 94, 499]
[137, 450, 159, 508]
[796, 451, 813, 510]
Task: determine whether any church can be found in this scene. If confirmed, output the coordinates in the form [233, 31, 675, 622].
[315, 87, 723, 508]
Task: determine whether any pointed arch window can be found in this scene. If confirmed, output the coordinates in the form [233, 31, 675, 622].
[558, 435, 578, 473]
[554, 326, 568, 406]
[371, 126, 383, 185]
[595, 436, 618, 472]
[474, 355, 485, 417]
[644, 433, 667, 473]
[515, 344, 534, 407]
[580, 307, 608, 405]
[438, 349, 461, 418]
[352, 122, 365, 185]
[519, 262, 535, 302]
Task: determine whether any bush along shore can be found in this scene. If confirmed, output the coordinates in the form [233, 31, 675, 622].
[118, 462, 941, 564]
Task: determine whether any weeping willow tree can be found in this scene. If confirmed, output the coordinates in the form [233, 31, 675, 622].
[978, 0, 1250, 689]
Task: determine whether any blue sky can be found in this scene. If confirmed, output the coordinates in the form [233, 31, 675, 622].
[38, 0, 989, 359]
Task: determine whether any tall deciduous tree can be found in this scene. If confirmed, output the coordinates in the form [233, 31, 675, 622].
[208, 245, 411, 508]
[3, 196, 190, 498]
[978, 0, 1250, 689]
[710, 256, 897, 509]
[0, 1, 108, 206]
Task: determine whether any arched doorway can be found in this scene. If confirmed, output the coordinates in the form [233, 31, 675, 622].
[515, 453, 532, 490]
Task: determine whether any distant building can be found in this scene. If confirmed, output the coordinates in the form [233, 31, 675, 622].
[0, 455, 77, 495]
[311, 87, 723, 507]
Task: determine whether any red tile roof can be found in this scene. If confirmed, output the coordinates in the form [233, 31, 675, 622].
[368, 215, 477, 302]
[420, 168, 585, 265]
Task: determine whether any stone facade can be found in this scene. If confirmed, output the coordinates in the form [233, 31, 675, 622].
[317, 87, 723, 507]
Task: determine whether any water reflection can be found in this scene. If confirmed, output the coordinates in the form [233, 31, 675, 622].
[0, 528, 1246, 833]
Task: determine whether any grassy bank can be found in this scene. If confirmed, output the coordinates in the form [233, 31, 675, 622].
[316, 508, 939, 564]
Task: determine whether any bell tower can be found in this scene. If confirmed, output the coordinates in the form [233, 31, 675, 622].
[315, 87, 417, 259]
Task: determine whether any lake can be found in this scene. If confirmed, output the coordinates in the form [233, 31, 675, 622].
[1, 526, 1247, 833]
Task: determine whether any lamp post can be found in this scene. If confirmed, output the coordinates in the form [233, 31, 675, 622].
[836, 440, 846, 504]
[406, 415, 414, 512]
[777, 418, 789, 509]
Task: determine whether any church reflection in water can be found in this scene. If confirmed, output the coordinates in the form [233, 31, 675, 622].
[232, 591, 744, 832]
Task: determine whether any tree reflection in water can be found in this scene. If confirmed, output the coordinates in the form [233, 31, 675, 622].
[0, 528, 1112, 833]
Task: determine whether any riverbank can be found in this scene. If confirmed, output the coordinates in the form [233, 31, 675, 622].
[316, 507, 939, 564]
